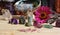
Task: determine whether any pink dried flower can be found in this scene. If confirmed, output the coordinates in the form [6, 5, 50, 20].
[33, 6, 52, 27]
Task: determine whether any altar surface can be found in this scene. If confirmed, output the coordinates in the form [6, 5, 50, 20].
[0, 20, 60, 35]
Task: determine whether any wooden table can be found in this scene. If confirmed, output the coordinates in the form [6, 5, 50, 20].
[0, 20, 60, 35]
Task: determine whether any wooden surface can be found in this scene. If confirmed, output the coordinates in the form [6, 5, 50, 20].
[0, 20, 60, 35]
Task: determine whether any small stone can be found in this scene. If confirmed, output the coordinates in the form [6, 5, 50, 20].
[19, 16, 26, 24]
[33, 21, 42, 28]
[43, 24, 53, 29]
[55, 19, 60, 28]
[47, 19, 55, 24]
[9, 18, 18, 24]
[25, 23, 31, 27]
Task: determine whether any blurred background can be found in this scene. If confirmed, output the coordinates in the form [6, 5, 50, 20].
[0, 0, 59, 15]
